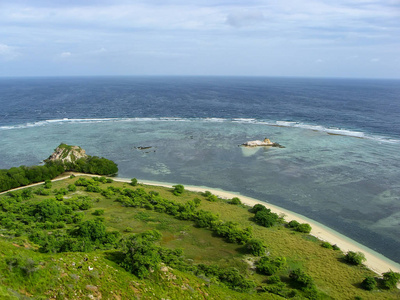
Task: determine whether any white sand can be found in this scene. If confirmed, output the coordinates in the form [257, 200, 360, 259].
[3, 173, 399, 275]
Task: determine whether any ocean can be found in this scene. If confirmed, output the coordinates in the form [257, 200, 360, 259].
[1, 76, 400, 263]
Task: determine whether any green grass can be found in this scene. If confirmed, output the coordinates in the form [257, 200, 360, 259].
[0, 175, 399, 299]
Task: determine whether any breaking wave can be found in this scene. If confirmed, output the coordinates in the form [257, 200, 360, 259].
[1, 117, 399, 144]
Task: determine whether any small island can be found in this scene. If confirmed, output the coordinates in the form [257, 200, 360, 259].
[242, 138, 285, 148]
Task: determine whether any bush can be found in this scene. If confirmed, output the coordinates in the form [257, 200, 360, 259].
[268, 275, 281, 284]
[250, 204, 267, 213]
[203, 191, 218, 202]
[344, 251, 366, 265]
[44, 180, 52, 189]
[246, 239, 267, 256]
[382, 270, 400, 289]
[229, 197, 241, 205]
[120, 230, 162, 278]
[92, 209, 104, 216]
[207, 194, 219, 202]
[361, 276, 377, 290]
[257, 256, 286, 275]
[287, 220, 300, 228]
[287, 220, 312, 233]
[130, 178, 138, 186]
[321, 242, 333, 249]
[289, 268, 314, 289]
[68, 184, 77, 192]
[173, 184, 184, 196]
[196, 264, 256, 292]
[296, 223, 312, 233]
[6, 255, 39, 277]
[254, 209, 279, 227]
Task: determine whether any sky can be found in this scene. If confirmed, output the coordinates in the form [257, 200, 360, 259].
[0, 0, 399, 78]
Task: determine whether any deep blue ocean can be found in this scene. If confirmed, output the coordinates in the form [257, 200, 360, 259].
[1, 76, 400, 263]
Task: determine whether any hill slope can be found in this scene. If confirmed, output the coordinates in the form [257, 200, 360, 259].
[0, 175, 399, 299]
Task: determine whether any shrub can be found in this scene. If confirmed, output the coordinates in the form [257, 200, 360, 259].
[287, 220, 300, 228]
[120, 230, 162, 278]
[296, 223, 312, 233]
[203, 191, 218, 202]
[92, 209, 104, 216]
[250, 204, 267, 213]
[207, 194, 219, 202]
[361, 276, 377, 291]
[289, 268, 314, 289]
[257, 256, 286, 275]
[196, 264, 256, 292]
[44, 180, 52, 189]
[382, 270, 400, 289]
[130, 178, 138, 186]
[34, 188, 50, 196]
[229, 197, 241, 205]
[193, 197, 201, 206]
[268, 275, 281, 284]
[6, 255, 39, 277]
[173, 184, 184, 196]
[344, 251, 366, 266]
[254, 209, 279, 227]
[246, 239, 267, 256]
[321, 242, 333, 249]
[68, 184, 77, 192]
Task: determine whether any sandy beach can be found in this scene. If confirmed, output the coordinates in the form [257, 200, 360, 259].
[2, 173, 399, 276]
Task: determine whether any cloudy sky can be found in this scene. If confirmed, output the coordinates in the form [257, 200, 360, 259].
[1, 0, 399, 78]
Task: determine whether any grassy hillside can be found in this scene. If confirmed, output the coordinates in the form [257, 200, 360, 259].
[0, 175, 399, 299]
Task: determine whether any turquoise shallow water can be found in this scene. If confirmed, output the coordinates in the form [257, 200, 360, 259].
[1, 118, 399, 262]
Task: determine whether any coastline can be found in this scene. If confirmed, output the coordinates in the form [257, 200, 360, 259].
[2, 173, 399, 275]
[114, 177, 400, 276]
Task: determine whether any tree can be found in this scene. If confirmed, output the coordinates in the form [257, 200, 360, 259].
[382, 270, 400, 289]
[344, 251, 366, 265]
[130, 178, 138, 186]
[361, 276, 377, 291]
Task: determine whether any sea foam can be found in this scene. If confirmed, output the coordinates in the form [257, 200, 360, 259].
[1, 117, 399, 144]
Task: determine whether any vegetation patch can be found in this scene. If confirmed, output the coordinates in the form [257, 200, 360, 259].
[0, 174, 399, 299]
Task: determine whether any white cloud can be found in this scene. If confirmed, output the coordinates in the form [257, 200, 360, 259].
[0, 43, 20, 61]
[0, 1, 399, 78]
[60, 51, 72, 58]
[226, 11, 265, 28]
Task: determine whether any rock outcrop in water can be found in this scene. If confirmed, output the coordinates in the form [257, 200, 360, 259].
[241, 138, 285, 148]
[46, 143, 88, 163]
